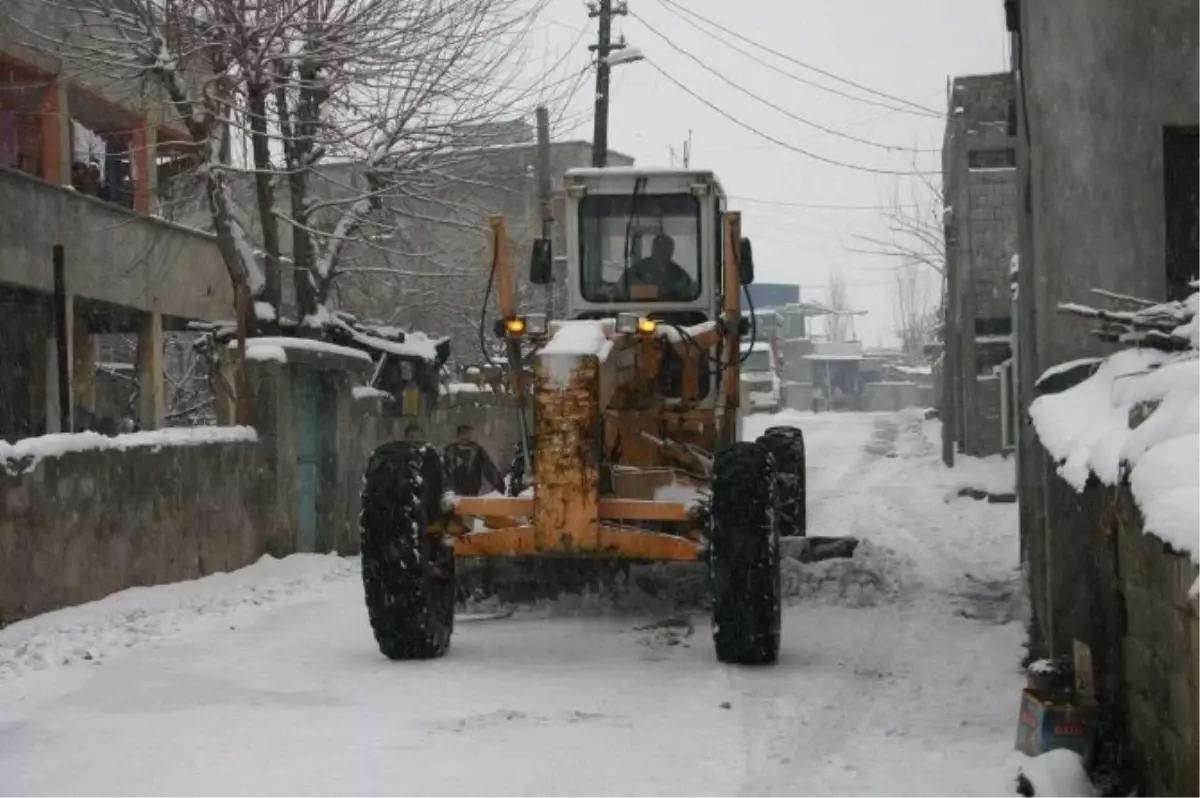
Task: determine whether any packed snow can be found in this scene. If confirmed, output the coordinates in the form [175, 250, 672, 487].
[0, 426, 257, 474]
[0, 410, 1028, 796]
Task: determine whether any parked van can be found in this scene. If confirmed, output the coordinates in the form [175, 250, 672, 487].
[740, 341, 781, 414]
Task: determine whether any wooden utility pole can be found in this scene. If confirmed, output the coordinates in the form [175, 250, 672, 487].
[588, 0, 627, 167]
[535, 106, 555, 315]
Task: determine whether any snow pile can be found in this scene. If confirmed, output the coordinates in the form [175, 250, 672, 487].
[780, 539, 915, 608]
[0, 426, 257, 474]
[1030, 337, 1198, 561]
[539, 321, 613, 389]
[0, 554, 356, 679]
[335, 319, 446, 362]
[1014, 750, 1097, 797]
[245, 341, 287, 362]
[652, 481, 707, 507]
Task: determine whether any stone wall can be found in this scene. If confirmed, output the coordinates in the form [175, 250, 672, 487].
[0, 343, 522, 625]
[863, 382, 923, 412]
[1067, 485, 1199, 797]
[0, 437, 271, 624]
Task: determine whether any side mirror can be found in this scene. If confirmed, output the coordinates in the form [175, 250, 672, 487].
[738, 237, 755, 285]
[529, 238, 553, 285]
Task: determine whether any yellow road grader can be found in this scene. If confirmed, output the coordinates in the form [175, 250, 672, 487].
[359, 168, 806, 665]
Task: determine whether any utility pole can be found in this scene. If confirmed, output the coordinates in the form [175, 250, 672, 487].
[588, 0, 628, 168]
[535, 106, 555, 316]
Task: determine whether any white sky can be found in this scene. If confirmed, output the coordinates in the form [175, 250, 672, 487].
[528, 0, 1008, 345]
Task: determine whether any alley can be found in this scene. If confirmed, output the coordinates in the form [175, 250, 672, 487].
[0, 411, 1024, 796]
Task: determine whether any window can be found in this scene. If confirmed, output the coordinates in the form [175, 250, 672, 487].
[740, 349, 771, 373]
[975, 317, 1012, 337]
[1163, 126, 1198, 302]
[968, 148, 1016, 169]
[579, 193, 701, 303]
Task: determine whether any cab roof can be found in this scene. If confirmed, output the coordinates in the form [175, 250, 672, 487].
[565, 167, 726, 197]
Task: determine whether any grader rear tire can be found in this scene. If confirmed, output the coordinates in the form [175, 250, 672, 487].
[359, 441, 455, 660]
[708, 441, 782, 665]
[759, 425, 807, 537]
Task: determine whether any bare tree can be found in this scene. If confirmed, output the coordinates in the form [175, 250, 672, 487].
[891, 260, 939, 360]
[847, 169, 946, 279]
[10, 0, 551, 322]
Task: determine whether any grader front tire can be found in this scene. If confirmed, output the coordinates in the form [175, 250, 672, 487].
[359, 441, 455, 660]
[708, 442, 782, 665]
[759, 425, 807, 537]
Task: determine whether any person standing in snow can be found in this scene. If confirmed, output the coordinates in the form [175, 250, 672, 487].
[442, 424, 505, 496]
[404, 423, 425, 447]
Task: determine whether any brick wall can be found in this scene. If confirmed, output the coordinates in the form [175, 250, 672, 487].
[967, 168, 1020, 322]
[1034, 478, 1199, 796]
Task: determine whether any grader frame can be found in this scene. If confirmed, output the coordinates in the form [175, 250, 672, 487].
[431, 211, 749, 563]
[359, 169, 798, 665]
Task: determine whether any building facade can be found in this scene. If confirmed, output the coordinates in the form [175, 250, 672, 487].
[941, 72, 1020, 459]
[0, 2, 232, 440]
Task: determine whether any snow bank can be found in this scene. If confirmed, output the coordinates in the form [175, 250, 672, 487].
[539, 321, 613, 388]
[1015, 749, 1096, 797]
[230, 336, 372, 364]
[0, 426, 257, 473]
[1030, 296, 1199, 562]
[0, 554, 355, 679]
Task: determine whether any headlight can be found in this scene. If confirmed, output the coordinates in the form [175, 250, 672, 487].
[504, 317, 526, 336]
[637, 318, 657, 334]
[524, 313, 548, 336]
[615, 312, 639, 334]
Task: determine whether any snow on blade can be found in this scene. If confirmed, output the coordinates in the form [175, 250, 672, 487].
[0, 426, 257, 474]
[539, 321, 612, 389]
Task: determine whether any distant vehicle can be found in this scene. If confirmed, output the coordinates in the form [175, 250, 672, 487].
[740, 340, 780, 414]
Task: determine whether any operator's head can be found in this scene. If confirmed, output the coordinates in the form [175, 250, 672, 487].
[456, 423, 473, 443]
[651, 233, 675, 262]
[404, 423, 423, 445]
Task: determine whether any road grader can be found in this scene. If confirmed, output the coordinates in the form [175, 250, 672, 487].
[359, 167, 806, 665]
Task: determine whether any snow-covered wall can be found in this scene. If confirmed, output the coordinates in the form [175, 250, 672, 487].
[0, 431, 271, 625]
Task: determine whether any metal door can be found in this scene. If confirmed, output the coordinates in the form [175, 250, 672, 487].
[294, 372, 321, 552]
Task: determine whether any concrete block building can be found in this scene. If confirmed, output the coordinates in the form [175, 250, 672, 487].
[0, 1, 231, 440]
[941, 72, 1020, 458]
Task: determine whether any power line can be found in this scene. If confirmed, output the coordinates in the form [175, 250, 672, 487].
[643, 58, 941, 177]
[630, 11, 940, 155]
[652, 0, 943, 119]
[733, 196, 920, 211]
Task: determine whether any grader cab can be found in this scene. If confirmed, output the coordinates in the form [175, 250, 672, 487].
[358, 168, 807, 665]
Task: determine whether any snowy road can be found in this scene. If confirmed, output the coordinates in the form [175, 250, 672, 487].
[0, 411, 1025, 796]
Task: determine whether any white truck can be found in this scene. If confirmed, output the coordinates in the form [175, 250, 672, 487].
[740, 340, 781, 414]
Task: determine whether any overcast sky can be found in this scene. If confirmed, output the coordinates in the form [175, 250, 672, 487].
[529, 0, 1008, 345]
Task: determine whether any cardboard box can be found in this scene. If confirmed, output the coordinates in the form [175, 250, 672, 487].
[1015, 688, 1097, 758]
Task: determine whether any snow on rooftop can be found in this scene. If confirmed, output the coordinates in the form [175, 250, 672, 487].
[229, 336, 373, 364]
[0, 426, 257, 473]
[245, 342, 287, 363]
[330, 319, 445, 362]
[352, 386, 391, 401]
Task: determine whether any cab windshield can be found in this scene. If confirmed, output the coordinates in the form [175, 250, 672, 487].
[741, 350, 771, 373]
[579, 193, 701, 303]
